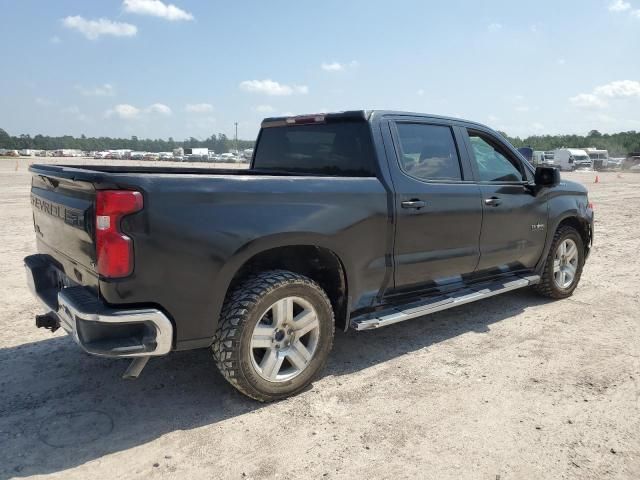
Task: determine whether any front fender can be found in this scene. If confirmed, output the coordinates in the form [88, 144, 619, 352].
[535, 192, 593, 272]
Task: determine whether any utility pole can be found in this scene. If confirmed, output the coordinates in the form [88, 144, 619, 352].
[234, 122, 238, 154]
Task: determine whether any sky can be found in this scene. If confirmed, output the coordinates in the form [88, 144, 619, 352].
[0, 0, 639, 141]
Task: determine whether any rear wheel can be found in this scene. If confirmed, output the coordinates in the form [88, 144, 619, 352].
[212, 270, 334, 402]
[535, 225, 584, 299]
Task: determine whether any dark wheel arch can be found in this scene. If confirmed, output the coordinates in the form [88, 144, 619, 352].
[223, 245, 349, 331]
[536, 214, 592, 273]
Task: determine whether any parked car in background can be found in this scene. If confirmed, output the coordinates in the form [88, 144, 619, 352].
[219, 152, 241, 163]
[607, 157, 624, 169]
[243, 148, 254, 160]
[532, 150, 555, 167]
[183, 153, 205, 162]
[623, 153, 640, 171]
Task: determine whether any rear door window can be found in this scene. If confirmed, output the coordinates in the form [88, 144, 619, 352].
[394, 123, 462, 181]
[253, 122, 375, 176]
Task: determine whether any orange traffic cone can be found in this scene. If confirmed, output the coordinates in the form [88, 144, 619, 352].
[594, 175, 599, 183]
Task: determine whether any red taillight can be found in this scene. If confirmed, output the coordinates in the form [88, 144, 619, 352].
[95, 190, 143, 278]
[587, 202, 594, 210]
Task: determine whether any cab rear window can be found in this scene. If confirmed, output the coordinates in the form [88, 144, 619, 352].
[253, 122, 376, 176]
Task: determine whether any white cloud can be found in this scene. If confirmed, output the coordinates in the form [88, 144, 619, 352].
[530, 24, 538, 33]
[608, 0, 631, 12]
[488, 115, 499, 122]
[321, 62, 344, 72]
[123, 0, 193, 21]
[185, 103, 214, 113]
[515, 105, 531, 112]
[557, 58, 566, 65]
[62, 16, 137, 40]
[106, 104, 141, 119]
[105, 103, 172, 119]
[569, 80, 640, 110]
[239, 79, 308, 96]
[321, 60, 359, 72]
[488, 23, 502, 32]
[593, 80, 640, 98]
[569, 93, 607, 109]
[633, 9, 640, 17]
[417, 89, 425, 96]
[77, 83, 115, 96]
[50, 35, 61, 44]
[147, 103, 172, 115]
[531, 122, 545, 131]
[255, 105, 275, 113]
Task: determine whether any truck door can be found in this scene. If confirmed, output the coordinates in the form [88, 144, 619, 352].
[385, 120, 483, 291]
[462, 128, 548, 272]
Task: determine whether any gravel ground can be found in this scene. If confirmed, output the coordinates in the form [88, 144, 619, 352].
[0, 158, 638, 480]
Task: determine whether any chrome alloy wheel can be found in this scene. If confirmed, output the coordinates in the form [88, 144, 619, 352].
[553, 238, 579, 289]
[250, 296, 321, 382]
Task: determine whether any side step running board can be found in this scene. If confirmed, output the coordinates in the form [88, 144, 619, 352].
[351, 274, 540, 331]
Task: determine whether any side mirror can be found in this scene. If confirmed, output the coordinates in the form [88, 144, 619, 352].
[535, 166, 560, 187]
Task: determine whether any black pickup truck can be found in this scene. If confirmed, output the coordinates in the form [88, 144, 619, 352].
[25, 110, 593, 401]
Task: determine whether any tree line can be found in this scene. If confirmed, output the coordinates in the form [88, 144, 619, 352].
[502, 130, 640, 157]
[2, 127, 639, 157]
[0, 129, 255, 153]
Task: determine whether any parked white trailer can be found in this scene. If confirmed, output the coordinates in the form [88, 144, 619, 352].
[553, 148, 592, 171]
[583, 148, 609, 170]
[184, 147, 208, 156]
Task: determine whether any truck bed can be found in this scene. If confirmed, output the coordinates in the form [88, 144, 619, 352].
[28, 161, 391, 349]
[29, 163, 353, 182]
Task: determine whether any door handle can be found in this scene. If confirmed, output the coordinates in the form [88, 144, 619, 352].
[484, 196, 502, 206]
[401, 199, 426, 209]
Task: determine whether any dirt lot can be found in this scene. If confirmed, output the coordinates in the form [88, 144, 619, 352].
[0, 158, 638, 480]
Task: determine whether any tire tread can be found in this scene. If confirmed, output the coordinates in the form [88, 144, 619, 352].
[211, 270, 334, 402]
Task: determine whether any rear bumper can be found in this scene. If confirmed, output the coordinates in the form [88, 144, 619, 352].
[25, 254, 173, 358]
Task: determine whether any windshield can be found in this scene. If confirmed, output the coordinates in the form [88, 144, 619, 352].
[253, 122, 376, 176]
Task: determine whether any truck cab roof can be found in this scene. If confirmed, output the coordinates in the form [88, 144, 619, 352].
[261, 110, 493, 132]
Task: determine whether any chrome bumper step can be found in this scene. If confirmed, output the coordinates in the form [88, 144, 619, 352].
[351, 274, 540, 331]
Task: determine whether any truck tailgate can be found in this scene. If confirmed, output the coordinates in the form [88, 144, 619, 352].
[31, 171, 96, 272]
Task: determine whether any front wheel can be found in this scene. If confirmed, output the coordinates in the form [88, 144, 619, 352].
[212, 270, 334, 402]
[535, 226, 585, 299]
